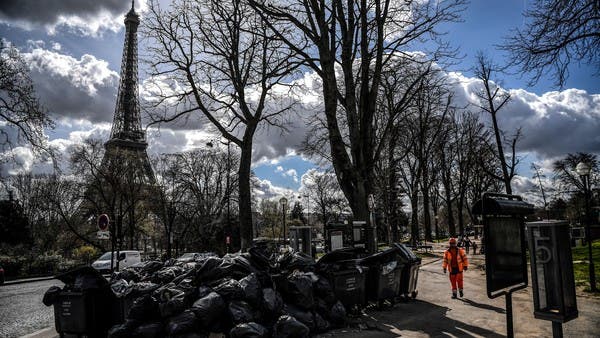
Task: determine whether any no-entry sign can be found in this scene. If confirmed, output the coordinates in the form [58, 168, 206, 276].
[98, 214, 110, 231]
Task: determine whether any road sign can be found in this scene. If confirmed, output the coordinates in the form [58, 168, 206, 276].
[368, 194, 375, 211]
[97, 231, 110, 240]
[98, 214, 110, 231]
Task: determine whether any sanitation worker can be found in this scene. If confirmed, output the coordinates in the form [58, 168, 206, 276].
[442, 237, 469, 298]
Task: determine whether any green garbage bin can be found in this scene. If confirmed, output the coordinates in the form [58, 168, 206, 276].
[393, 243, 421, 299]
[359, 248, 404, 306]
[326, 261, 369, 311]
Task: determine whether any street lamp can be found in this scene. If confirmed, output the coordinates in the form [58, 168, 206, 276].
[576, 161, 597, 292]
[279, 197, 288, 245]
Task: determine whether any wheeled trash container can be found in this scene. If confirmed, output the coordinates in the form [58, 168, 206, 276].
[393, 243, 421, 299]
[359, 248, 403, 307]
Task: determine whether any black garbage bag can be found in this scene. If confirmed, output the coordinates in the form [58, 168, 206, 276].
[170, 333, 208, 338]
[229, 322, 269, 338]
[277, 252, 315, 272]
[213, 278, 244, 300]
[191, 292, 226, 329]
[313, 312, 330, 333]
[165, 310, 198, 336]
[112, 269, 140, 283]
[247, 246, 273, 271]
[283, 304, 315, 332]
[155, 285, 189, 318]
[273, 315, 309, 338]
[140, 261, 164, 275]
[108, 319, 139, 338]
[240, 273, 262, 306]
[151, 268, 177, 285]
[229, 300, 255, 324]
[131, 322, 163, 338]
[111, 279, 134, 298]
[261, 288, 283, 316]
[328, 301, 347, 328]
[56, 266, 109, 290]
[128, 294, 160, 321]
[42, 286, 61, 306]
[194, 256, 223, 283]
[197, 285, 213, 299]
[314, 297, 329, 319]
[132, 282, 160, 296]
[313, 276, 335, 305]
[285, 273, 314, 310]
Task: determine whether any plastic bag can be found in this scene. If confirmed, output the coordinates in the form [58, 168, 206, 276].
[112, 269, 140, 283]
[273, 315, 309, 338]
[229, 300, 255, 324]
[261, 288, 283, 316]
[155, 285, 188, 318]
[111, 279, 134, 298]
[132, 282, 160, 296]
[328, 301, 347, 327]
[165, 310, 198, 336]
[283, 304, 315, 332]
[313, 311, 330, 333]
[140, 260, 164, 275]
[42, 286, 61, 306]
[128, 294, 160, 321]
[213, 278, 244, 300]
[194, 256, 223, 283]
[108, 319, 138, 338]
[131, 322, 163, 338]
[229, 322, 269, 338]
[313, 276, 336, 305]
[240, 273, 262, 306]
[285, 273, 314, 310]
[197, 286, 213, 299]
[191, 292, 226, 329]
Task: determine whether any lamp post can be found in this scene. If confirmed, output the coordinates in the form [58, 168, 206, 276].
[279, 197, 288, 246]
[576, 161, 597, 292]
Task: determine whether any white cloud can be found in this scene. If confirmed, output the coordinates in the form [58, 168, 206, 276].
[21, 46, 119, 123]
[0, 0, 149, 37]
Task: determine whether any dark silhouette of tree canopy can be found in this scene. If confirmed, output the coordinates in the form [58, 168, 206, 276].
[502, 0, 600, 87]
[0, 42, 54, 159]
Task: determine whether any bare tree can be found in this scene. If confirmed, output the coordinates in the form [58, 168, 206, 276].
[303, 169, 348, 228]
[502, 0, 600, 87]
[472, 53, 520, 195]
[250, 0, 466, 226]
[0, 43, 55, 170]
[143, 0, 300, 249]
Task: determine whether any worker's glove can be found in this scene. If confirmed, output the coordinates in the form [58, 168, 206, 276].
[443, 268, 446, 274]
[463, 266, 468, 271]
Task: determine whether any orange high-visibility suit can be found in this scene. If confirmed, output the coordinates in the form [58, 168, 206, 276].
[442, 238, 469, 298]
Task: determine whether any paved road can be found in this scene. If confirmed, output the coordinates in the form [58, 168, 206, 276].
[0, 279, 63, 338]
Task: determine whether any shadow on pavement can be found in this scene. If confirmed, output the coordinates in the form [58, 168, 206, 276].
[459, 298, 506, 314]
[363, 300, 505, 338]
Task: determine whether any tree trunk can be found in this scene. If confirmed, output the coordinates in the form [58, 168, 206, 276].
[410, 189, 420, 246]
[491, 112, 512, 194]
[238, 128, 256, 251]
[421, 164, 432, 242]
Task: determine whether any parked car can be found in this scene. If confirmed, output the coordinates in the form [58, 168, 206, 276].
[175, 252, 217, 263]
[0, 265, 4, 285]
[91, 250, 142, 274]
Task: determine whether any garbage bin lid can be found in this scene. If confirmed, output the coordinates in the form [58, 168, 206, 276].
[472, 196, 534, 216]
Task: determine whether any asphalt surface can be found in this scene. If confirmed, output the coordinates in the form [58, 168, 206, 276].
[0, 279, 63, 338]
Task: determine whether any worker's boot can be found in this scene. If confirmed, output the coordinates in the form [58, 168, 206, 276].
[459, 289, 464, 298]
[451, 291, 457, 299]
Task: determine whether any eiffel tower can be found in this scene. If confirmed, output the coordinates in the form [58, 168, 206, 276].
[103, 1, 155, 185]
[84, 1, 156, 248]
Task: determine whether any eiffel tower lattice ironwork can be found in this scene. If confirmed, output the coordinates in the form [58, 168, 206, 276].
[103, 1, 155, 186]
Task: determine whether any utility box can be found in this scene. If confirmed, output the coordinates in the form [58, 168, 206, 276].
[289, 226, 313, 256]
[325, 223, 351, 252]
[352, 221, 367, 249]
[526, 221, 578, 323]
[472, 193, 534, 298]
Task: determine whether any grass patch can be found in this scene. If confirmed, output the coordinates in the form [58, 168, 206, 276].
[571, 239, 600, 292]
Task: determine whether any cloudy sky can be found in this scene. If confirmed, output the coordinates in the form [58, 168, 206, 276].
[1, 0, 599, 205]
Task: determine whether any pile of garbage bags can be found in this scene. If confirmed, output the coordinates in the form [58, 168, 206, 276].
[106, 248, 349, 338]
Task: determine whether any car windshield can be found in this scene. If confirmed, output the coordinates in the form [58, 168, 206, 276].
[98, 252, 114, 260]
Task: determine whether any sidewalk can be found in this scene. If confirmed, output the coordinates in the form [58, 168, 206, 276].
[3, 275, 56, 286]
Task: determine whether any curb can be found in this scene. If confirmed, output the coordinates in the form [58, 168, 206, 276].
[2, 276, 56, 286]
[20, 327, 57, 338]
